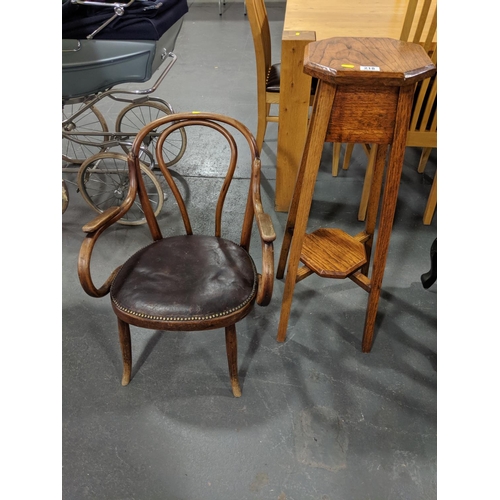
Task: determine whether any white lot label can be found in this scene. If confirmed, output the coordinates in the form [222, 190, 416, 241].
[360, 66, 380, 71]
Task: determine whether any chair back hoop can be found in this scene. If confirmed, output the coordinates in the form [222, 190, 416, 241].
[129, 113, 260, 248]
[157, 119, 239, 238]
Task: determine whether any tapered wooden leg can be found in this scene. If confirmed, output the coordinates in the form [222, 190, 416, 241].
[343, 143, 354, 170]
[276, 132, 314, 279]
[361, 144, 372, 157]
[276, 164, 306, 279]
[277, 81, 337, 342]
[361, 144, 389, 276]
[358, 144, 378, 222]
[277, 81, 337, 280]
[332, 143, 342, 176]
[117, 317, 132, 386]
[423, 171, 437, 225]
[332, 143, 355, 177]
[417, 147, 433, 173]
[276, 181, 301, 279]
[362, 86, 414, 352]
[225, 325, 241, 397]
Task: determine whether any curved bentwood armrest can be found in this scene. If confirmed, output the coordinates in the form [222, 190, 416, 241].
[77, 156, 140, 298]
[252, 158, 276, 306]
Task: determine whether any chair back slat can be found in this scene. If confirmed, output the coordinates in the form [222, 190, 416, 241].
[422, 9, 437, 53]
[412, 0, 432, 42]
[401, 0, 437, 137]
[410, 79, 430, 132]
[400, 0, 437, 50]
[429, 104, 437, 133]
[400, 0, 418, 42]
[419, 77, 437, 132]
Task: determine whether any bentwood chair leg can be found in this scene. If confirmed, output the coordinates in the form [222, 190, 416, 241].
[225, 325, 242, 397]
[117, 317, 132, 386]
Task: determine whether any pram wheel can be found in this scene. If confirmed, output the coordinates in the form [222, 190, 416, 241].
[63, 103, 109, 164]
[62, 180, 69, 214]
[77, 152, 164, 226]
[116, 102, 187, 168]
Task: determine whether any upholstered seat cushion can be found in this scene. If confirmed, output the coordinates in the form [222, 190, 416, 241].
[266, 63, 281, 92]
[266, 62, 318, 94]
[110, 235, 257, 323]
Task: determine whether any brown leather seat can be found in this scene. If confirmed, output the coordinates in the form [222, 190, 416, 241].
[111, 235, 257, 327]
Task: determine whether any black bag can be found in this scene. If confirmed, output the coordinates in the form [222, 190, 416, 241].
[62, 0, 189, 40]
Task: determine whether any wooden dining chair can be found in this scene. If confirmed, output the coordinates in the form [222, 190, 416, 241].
[400, 0, 437, 225]
[246, 0, 315, 152]
[77, 112, 276, 397]
[333, 0, 437, 224]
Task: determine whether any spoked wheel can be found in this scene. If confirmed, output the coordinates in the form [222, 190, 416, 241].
[116, 102, 187, 167]
[62, 180, 69, 214]
[62, 102, 109, 164]
[77, 152, 164, 226]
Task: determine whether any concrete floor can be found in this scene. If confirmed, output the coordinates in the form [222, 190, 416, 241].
[62, 2, 437, 498]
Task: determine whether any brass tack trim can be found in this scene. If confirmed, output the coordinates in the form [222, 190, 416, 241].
[111, 246, 258, 323]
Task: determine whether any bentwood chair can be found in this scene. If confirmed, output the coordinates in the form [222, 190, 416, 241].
[77, 113, 276, 397]
[333, 0, 437, 224]
[246, 0, 315, 152]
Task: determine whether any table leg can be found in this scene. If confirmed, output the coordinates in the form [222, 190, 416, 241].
[275, 30, 316, 212]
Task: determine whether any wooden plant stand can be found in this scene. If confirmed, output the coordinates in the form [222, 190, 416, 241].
[276, 37, 436, 352]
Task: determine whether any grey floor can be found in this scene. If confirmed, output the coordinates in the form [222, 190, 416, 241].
[62, 2, 437, 498]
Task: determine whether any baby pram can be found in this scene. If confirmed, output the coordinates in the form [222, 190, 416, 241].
[62, 0, 188, 224]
